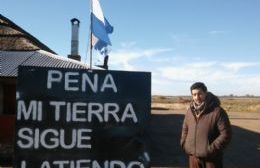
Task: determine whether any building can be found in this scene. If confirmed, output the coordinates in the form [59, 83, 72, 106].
[0, 14, 89, 165]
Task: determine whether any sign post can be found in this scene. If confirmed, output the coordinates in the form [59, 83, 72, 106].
[14, 66, 151, 168]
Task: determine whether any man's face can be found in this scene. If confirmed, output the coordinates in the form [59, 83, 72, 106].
[191, 88, 207, 105]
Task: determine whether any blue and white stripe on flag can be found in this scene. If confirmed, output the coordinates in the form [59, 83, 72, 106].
[91, 0, 113, 52]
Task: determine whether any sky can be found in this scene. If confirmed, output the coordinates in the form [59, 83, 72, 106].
[1, 0, 260, 96]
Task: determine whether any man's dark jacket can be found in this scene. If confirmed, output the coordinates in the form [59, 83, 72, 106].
[180, 92, 232, 160]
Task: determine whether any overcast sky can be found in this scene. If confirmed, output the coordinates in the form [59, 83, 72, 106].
[2, 0, 260, 96]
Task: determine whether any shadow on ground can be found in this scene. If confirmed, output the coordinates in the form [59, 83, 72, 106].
[148, 113, 260, 168]
[148, 114, 187, 167]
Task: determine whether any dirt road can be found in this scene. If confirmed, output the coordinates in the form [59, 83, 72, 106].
[149, 110, 260, 168]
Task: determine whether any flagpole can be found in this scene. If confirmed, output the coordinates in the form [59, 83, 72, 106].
[89, 0, 93, 69]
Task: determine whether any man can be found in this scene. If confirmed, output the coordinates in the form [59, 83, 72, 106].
[181, 82, 232, 168]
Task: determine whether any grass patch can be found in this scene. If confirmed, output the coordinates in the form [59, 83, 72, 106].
[152, 96, 260, 113]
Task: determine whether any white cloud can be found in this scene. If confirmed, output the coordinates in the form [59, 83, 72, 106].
[208, 30, 226, 35]
[171, 34, 200, 44]
[220, 62, 260, 72]
[158, 61, 260, 95]
[159, 61, 260, 81]
[108, 44, 260, 96]
[159, 62, 218, 82]
[119, 41, 137, 48]
[110, 45, 173, 71]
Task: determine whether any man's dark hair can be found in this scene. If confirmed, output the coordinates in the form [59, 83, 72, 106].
[190, 82, 207, 92]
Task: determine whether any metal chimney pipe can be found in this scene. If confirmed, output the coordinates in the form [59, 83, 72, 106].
[68, 18, 81, 61]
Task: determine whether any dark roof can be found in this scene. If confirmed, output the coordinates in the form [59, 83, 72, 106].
[0, 50, 89, 77]
[0, 14, 56, 54]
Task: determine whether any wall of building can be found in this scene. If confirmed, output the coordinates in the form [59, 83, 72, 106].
[0, 83, 3, 115]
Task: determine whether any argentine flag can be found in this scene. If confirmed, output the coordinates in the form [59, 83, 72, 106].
[91, 0, 113, 52]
